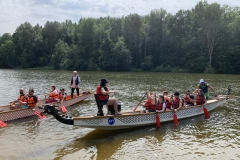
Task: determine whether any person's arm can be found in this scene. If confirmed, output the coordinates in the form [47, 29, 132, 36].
[208, 85, 215, 92]
[161, 102, 166, 111]
[100, 87, 115, 95]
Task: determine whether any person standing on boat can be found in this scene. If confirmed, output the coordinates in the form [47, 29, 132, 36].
[198, 79, 215, 100]
[10, 88, 28, 109]
[184, 90, 195, 107]
[171, 92, 184, 112]
[26, 88, 39, 109]
[70, 71, 81, 98]
[96, 78, 121, 115]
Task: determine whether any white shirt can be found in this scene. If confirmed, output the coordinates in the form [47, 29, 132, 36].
[70, 75, 81, 88]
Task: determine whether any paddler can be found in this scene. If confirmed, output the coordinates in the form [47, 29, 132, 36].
[10, 88, 28, 109]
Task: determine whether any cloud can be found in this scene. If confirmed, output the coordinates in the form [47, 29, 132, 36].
[0, 0, 239, 35]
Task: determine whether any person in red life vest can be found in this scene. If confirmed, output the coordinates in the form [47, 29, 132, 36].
[45, 85, 59, 103]
[26, 88, 39, 109]
[184, 90, 195, 108]
[156, 95, 166, 112]
[193, 89, 206, 105]
[10, 88, 28, 110]
[59, 88, 67, 104]
[141, 90, 156, 113]
[70, 71, 81, 98]
[96, 78, 121, 115]
[171, 92, 183, 112]
[163, 91, 172, 111]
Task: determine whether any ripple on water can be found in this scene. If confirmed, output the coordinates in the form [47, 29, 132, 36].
[0, 70, 240, 160]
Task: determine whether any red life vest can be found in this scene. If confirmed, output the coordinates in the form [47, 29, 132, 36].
[96, 86, 109, 101]
[165, 98, 172, 109]
[173, 97, 184, 109]
[196, 95, 205, 105]
[184, 95, 194, 105]
[144, 99, 156, 110]
[156, 102, 163, 110]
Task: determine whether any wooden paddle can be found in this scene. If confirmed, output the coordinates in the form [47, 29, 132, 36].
[155, 93, 160, 128]
[0, 121, 7, 127]
[133, 92, 146, 112]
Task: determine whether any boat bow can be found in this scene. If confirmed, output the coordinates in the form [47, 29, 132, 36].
[42, 105, 73, 125]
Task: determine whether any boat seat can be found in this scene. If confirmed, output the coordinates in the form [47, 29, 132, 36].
[94, 94, 104, 116]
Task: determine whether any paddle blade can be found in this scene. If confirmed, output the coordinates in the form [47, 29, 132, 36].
[34, 110, 46, 119]
[156, 114, 160, 128]
[61, 105, 67, 113]
[173, 112, 179, 126]
[0, 121, 7, 127]
[203, 106, 210, 119]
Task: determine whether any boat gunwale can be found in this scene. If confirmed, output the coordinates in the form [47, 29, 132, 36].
[73, 98, 226, 120]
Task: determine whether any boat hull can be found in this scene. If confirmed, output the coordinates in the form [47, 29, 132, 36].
[73, 99, 226, 130]
[0, 93, 93, 122]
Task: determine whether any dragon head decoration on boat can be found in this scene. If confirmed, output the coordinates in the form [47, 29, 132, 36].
[40, 105, 74, 125]
[41, 105, 59, 115]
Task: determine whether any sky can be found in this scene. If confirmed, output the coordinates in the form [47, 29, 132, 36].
[0, 0, 239, 36]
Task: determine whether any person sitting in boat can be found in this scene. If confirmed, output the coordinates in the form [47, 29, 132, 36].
[96, 78, 121, 115]
[197, 79, 215, 100]
[26, 88, 39, 109]
[193, 89, 206, 105]
[141, 90, 157, 113]
[163, 91, 172, 111]
[184, 90, 195, 107]
[171, 92, 184, 112]
[156, 95, 166, 112]
[10, 88, 28, 110]
[59, 88, 67, 104]
[45, 85, 59, 103]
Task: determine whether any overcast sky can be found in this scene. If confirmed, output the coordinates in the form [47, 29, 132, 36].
[0, 0, 239, 36]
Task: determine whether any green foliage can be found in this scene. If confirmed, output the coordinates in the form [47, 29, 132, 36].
[1, 1, 240, 74]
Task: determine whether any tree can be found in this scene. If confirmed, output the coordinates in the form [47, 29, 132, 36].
[193, 1, 225, 69]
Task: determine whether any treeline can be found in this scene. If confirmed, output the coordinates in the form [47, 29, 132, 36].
[1, 1, 240, 73]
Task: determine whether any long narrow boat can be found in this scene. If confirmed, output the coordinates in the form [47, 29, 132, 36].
[0, 92, 93, 122]
[42, 96, 229, 130]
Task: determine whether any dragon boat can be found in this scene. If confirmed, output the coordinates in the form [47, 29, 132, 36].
[0, 92, 93, 123]
[42, 94, 229, 130]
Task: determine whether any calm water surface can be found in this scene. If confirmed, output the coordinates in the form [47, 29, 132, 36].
[0, 69, 239, 160]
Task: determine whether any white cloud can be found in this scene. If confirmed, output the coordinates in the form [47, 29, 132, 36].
[0, 0, 239, 35]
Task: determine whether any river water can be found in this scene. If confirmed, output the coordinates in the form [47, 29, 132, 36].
[0, 69, 239, 160]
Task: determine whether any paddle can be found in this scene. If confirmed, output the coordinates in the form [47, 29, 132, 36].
[155, 93, 160, 128]
[61, 105, 67, 113]
[133, 92, 146, 112]
[171, 95, 179, 126]
[34, 110, 46, 119]
[203, 104, 210, 119]
[0, 121, 7, 127]
[203, 93, 210, 119]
